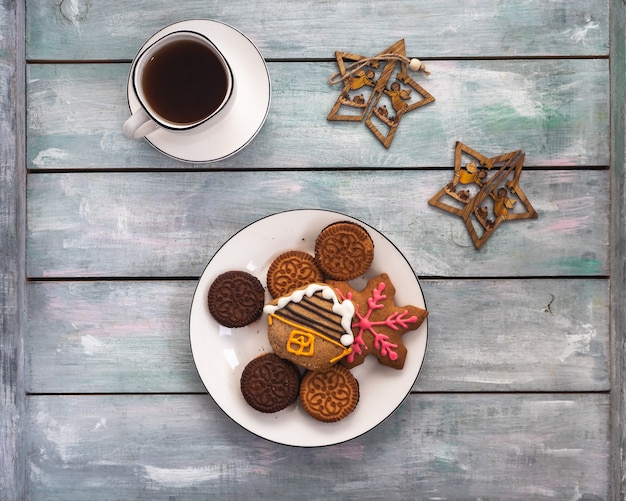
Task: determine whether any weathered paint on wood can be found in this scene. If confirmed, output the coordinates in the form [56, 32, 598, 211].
[26, 59, 610, 169]
[0, 0, 24, 499]
[609, 2, 626, 498]
[25, 0, 609, 60]
[615, 189, 626, 496]
[26, 170, 609, 278]
[6, 0, 623, 498]
[25, 393, 609, 500]
[417, 278, 609, 392]
[24, 278, 609, 394]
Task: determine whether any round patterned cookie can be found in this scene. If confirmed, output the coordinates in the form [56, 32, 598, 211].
[266, 250, 324, 299]
[314, 221, 374, 280]
[207, 271, 265, 328]
[240, 353, 301, 413]
[299, 364, 359, 422]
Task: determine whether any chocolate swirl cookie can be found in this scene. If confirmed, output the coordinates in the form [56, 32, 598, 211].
[240, 353, 300, 413]
[207, 271, 265, 328]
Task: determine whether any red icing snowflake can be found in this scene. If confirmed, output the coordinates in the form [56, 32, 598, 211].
[331, 273, 428, 370]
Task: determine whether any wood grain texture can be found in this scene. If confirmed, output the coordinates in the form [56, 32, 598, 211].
[609, 1, 626, 498]
[25, 0, 608, 60]
[26, 59, 609, 169]
[24, 278, 609, 394]
[15, 0, 623, 498]
[0, 0, 24, 499]
[25, 393, 609, 500]
[26, 170, 609, 278]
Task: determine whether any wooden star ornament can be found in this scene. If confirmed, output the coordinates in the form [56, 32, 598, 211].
[428, 142, 538, 249]
[327, 39, 435, 148]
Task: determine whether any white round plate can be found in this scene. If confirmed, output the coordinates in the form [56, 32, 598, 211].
[189, 210, 428, 447]
[127, 20, 270, 162]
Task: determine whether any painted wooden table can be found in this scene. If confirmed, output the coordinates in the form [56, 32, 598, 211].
[2, 0, 625, 499]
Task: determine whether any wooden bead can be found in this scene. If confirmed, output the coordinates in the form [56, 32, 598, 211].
[408, 58, 422, 71]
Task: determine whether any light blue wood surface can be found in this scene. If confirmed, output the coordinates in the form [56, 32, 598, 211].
[26, 60, 610, 169]
[25, 170, 609, 278]
[26, 394, 609, 500]
[1, 0, 624, 499]
[25, 0, 609, 60]
[24, 278, 609, 394]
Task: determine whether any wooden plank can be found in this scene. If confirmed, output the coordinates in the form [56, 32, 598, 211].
[418, 278, 609, 392]
[25, 0, 609, 60]
[26, 59, 610, 169]
[25, 393, 609, 500]
[25, 278, 609, 394]
[0, 0, 25, 499]
[25, 281, 204, 394]
[609, 0, 626, 498]
[26, 170, 609, 279]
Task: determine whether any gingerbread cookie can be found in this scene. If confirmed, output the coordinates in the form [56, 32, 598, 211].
[266, 250, 324, 299]
[240, 353, 300, 413]
[207, 271, 265, 328]
[314, 221, 374, 280]
[263, 283, 355, 371]
[299, 365, 359, 422]
[328, 273, 428, 370]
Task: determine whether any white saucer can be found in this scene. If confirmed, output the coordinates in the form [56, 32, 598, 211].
[126, 20, 271, 163]
[189, 210, 429, 447]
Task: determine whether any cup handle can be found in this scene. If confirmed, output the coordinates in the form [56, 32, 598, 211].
[123, 108, 160, 139]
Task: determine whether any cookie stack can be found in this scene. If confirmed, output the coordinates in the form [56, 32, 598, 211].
[206, 221, 428, 423]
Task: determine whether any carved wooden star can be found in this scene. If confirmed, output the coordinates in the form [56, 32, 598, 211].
[428, 142, 538, 249]
[327, 39, 435, 148]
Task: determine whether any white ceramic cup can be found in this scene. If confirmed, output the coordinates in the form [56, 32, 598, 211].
[123, 30, 234, 139]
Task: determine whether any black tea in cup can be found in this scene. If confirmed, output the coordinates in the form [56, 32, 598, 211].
[141, 38, 230, 125]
